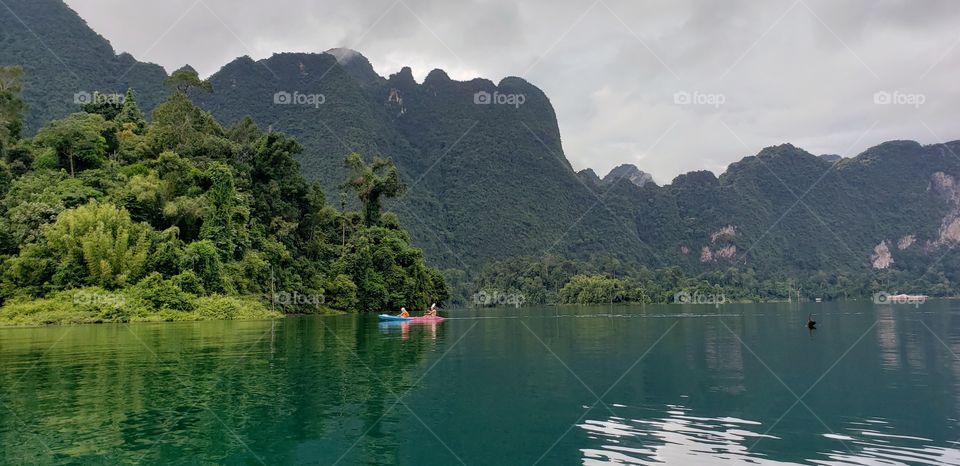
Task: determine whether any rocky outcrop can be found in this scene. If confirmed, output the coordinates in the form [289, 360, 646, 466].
[710, 225, 737, 243]
[871, 241, 894, 269]
[898, 235, 916, 250]
[700, 244, 737, 262]
[602, 164, 655, 188]
[930, 172, 960, 246]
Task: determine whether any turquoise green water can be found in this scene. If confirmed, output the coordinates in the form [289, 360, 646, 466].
[2, 301, 959, 465]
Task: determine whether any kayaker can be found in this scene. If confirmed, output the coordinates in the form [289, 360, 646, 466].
[425, 303, 437, 317]
[399, 307, 410, 318]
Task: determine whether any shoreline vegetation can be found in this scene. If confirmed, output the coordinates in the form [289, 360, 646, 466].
[4, 296, 951, 328]
[456, 255, 951, 307]
[0, 66, 446, 327]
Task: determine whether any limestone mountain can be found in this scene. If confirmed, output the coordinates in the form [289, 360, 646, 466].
[608, 142, 960, 284]
[190, 52, 651, 267]
[3, 0, 960, 291]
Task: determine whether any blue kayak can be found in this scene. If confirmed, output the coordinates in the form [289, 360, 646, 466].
[378, 314, 411, 322]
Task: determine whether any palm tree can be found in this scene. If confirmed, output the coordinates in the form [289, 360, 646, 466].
[340, 153, 406, 226]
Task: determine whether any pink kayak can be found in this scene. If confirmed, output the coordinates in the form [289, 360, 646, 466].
[378, 314, 444, 322]
[409, 315, 445, 322]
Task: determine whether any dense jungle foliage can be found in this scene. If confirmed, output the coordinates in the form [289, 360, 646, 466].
[0, 67, 446, 325]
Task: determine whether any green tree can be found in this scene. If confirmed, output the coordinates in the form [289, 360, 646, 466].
[0, 170, 101, 250]
[33, 113, 109, 176]
[165, 66, 212, 94]
[80, 92, 124, 121]
[182, 240, 226, 293]
[199, 162, 245, 257]
[146, 93, 224, 156]
[341, 153, 406, 225]
[7, 201, 152, 290]
[116, 88, 146, 133]
[559, 274, 627, 304]
[0, 66, 25, 150]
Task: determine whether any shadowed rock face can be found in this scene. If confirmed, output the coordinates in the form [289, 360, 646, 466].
[931, 171, 960, 246]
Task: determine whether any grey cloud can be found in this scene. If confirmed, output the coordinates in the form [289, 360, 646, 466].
[65, 0, 960, 183]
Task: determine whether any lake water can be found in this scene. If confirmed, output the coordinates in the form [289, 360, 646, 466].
[2, 301, 959, 465]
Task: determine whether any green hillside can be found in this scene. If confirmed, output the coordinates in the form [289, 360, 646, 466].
[0, 0, 167, 132]
[3, 0, 960, 301]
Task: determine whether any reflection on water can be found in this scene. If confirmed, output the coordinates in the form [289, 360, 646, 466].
[2, 302, 960, 464]
[0, 317, 448, 464]
[815, 417, 960, 466]
[579, 404, 960, 465]
[378, 321, 441, 341]
[580, 403, 785, 465]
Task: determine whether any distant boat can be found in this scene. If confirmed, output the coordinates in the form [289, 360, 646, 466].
[815, 298, 822, 303]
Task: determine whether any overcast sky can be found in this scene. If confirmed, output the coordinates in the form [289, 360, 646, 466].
[65, 0, 960, 183]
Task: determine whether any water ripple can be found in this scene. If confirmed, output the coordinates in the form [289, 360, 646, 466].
[579, 405, 960, 466]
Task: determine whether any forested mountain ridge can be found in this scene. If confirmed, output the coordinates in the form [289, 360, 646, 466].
[3, 0, 960, 300]
[1, 0, 651, 269]
[190, 51, 652, 268]
[616, 141, 960, 276]
[0, 0, 167, 132]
